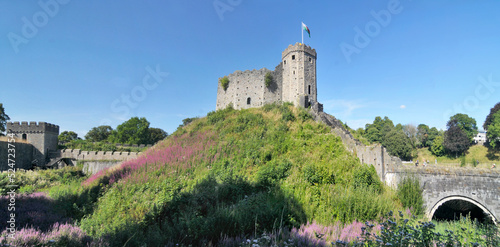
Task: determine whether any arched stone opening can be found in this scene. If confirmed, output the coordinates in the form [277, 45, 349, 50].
[430, 196, 497, 224]
[22, 133, 27, 140]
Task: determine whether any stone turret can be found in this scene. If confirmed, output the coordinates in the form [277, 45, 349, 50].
[281, 43, 317, 106]
[7, 121, 59, 166]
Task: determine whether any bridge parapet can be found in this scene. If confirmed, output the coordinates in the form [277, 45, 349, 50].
[385, 166, 500, 224]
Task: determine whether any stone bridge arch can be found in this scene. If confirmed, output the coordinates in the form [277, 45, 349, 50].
[428, 195, 497, 224]
[385, 169, 500, 225]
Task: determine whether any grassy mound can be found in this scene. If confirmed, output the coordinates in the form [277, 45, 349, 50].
[61, 104, 399, 245]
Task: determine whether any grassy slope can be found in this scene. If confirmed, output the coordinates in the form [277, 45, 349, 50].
[75, 104, 401, 246]
[414, 145, 499, 168]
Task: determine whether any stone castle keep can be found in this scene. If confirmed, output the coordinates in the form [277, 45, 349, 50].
[216, 43, 321, 111]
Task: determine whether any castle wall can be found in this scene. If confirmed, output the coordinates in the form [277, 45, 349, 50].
[216, 69, 270, 110]
[7, 121, 59, 166]
[312, 110, 402, 180]
[0, 139, 33, 171]
[263, 63, 283, 105]
[216, 43, 317, 110]
[52, 149, 141, 161]
[82, 161, 122, 175]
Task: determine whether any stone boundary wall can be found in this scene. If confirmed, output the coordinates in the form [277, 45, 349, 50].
[51, 149, 141, 161]
[0, 140, 33, 171]
[311, 110, 402, 180]
[82, 161, 123, 175]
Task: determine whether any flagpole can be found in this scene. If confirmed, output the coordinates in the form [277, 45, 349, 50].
[301, 22, 303, 44]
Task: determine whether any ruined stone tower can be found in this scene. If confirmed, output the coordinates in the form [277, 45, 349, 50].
[216, 43, 319, 110]
[281, 43, 317, 105]
[6, 121, 59, 166]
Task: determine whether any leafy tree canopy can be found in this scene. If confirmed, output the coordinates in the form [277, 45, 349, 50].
[109, 117, 151, 145]
[383, 129, 413, 160]
[85, 125, 113, 142]
[483, 102, 500, 131]
[402, 124, 419, 148]
[443, 123, 470, 157]
[417, 124, 430, 147]
[448, 113, 478, 142]
[365, 116, 394, 143]
[0, 103, 10, 134]
[427, 127, 441, 146]
[486, 111, 500, 149]
[149, 127, 168, 144]
[59, 131, 78, 144]
[430, 135, 445, 156]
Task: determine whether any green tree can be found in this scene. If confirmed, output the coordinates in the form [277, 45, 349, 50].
[149, 127, 168, 144]
[108, 117, 151, 144]
[443, 120, 471, 157]
[430, 135, 445, 156]
[417, 124, 430, 147]
[486, 111, 500, 148]
[59, 131, 78, 144]
[85, 125, 113, 142]
[383, 129, 413, 160]
[364, 116, 394, 143]
[483, 102, 500, 131]
[449, 113, 478, 142]
[427, 127, 441, 146]
[403, 124, 419, 148]
[0, 103, 10, 135]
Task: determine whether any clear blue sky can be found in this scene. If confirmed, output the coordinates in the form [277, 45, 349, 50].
[1, 1, 499, 137]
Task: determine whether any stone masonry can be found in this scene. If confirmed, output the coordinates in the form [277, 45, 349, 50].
[6, 121, 59, 166]
[216, 43, 318, 110]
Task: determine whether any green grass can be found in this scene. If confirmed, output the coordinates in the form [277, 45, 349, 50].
[70, 104, 407, 245]
[415, 145, 499, 168]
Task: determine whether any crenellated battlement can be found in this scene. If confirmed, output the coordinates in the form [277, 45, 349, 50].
[222, 68, 271, 80]
[7, 121, 59, 134]
[52, 149, 141, 161]
[216, 43, 317, 110]
[282, 42, 316, 59]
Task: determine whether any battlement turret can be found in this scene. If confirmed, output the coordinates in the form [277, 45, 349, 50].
[6, 121, 59, 167]
[282, 43, 317, 60]
[7, 121, 59, 134]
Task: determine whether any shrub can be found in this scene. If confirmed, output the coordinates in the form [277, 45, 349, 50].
[460, 155, 466, 167]
[298, 108, 313, 122]
[397, 176, 424, 216]
[352, 164, 383, 193]
[256, 160, 292, 187]
[264, 72, 273, 87]
[220, 76, 229, 91]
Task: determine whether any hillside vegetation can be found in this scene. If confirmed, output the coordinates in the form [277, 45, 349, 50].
[2, 104, 499, 246]
[74, 103, 399, 245]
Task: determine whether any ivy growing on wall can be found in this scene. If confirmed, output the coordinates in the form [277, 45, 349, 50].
[264, 72, 273, 87]
[220, 76, 229, 91]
